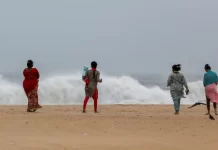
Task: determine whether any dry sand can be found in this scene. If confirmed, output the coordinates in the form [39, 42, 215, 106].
[0, 105, 217, 150]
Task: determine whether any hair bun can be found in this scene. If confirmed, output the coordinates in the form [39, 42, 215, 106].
[205, 64, 211, 68]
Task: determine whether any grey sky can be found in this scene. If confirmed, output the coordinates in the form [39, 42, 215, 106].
[0, 0, 217, 76]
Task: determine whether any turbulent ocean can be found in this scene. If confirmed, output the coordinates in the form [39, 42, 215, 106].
[0, 71, 209, 105]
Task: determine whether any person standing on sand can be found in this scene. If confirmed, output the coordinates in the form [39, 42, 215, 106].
[23, 60, 42, 112]
[83, 61, 102, 113]
[167, 64, 189, 115]
[203, 64, 218, 115]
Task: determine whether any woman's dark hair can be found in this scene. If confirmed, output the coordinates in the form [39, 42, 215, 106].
[205, 64, 211, 70]
[27, 60, 33, 68]
[91, 61, 97, 79]
[172, 64, 181, 72]
[91, 61, 97, 68]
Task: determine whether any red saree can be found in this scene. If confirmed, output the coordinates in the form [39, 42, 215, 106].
[23, 68, 42, 112]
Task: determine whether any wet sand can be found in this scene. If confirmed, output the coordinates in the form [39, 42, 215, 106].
[0, 105, 217, 150]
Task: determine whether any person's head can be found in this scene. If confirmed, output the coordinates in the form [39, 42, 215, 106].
[204, 64, 211, 72]
[172, 64, 181, 72]
[27, 60, 33, 68]
[91, 61, 97, 69]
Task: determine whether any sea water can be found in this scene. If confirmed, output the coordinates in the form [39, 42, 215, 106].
[0, 71, 209, 105]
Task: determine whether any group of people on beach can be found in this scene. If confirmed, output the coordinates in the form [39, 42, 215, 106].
[23, 60, 218, 115]
[167, 64, 218, 115]
[23, 60, 102, 112]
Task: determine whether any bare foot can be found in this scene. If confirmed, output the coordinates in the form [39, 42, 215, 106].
[94, 111, 99, 113]
[27, 109, 36, 112]
[82, 110, 86, 113]
[205, 112, 209, 115]
[37, 105, 42, 109]
[174, 111, 179, 115]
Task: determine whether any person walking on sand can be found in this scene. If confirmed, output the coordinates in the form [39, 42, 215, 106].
[167, 64, 189, 115]
[83, 61, 102, 113]
[23, 60, 42, 112]
[203, 64, 218, 115]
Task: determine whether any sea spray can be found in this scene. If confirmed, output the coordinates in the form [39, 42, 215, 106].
[0, 73, 208, 105]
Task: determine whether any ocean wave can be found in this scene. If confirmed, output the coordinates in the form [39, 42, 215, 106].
[0, 73, 208, 105]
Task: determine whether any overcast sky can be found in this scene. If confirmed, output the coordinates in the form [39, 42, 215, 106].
[0, 0, 217, 76]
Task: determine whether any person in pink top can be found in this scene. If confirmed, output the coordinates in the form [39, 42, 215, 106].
[203, 64, 218, 115]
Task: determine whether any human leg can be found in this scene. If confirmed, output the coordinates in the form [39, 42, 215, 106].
[92, 89, 98, 113]
[205, 84, 218, 115]
[205, 97, 210, 115]
[32, 86, 41, 110]
[213, 102, 217, 115]
[27, 93, 34, 112]
[93, 98, 98, 113]
[27, 89, 37, 112]
[83, 96, 89, 113]
[35, 86, 42, 109]
[173, 99, 180, 114]
[178, 99, 181, 111]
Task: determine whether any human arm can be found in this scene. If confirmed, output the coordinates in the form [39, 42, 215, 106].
[84, 71, 89, 84]
[203, 74, 206, 87]
[35, 68, 40, 79]
[167, 74, 172, 87]
[182, 74, 188, 90]
[96, 71, 102, 83]
[215, 73, 218, 85]
[181, 74, 189, 95]
[23, 69, 25, 77]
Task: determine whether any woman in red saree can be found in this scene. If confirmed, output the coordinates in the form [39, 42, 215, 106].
[23, 60, 42, 112]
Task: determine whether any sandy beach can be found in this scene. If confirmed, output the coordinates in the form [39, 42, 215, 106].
[0, 105, 217, 150]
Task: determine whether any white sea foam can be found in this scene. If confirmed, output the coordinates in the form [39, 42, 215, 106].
[0, 73, 209, 105]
